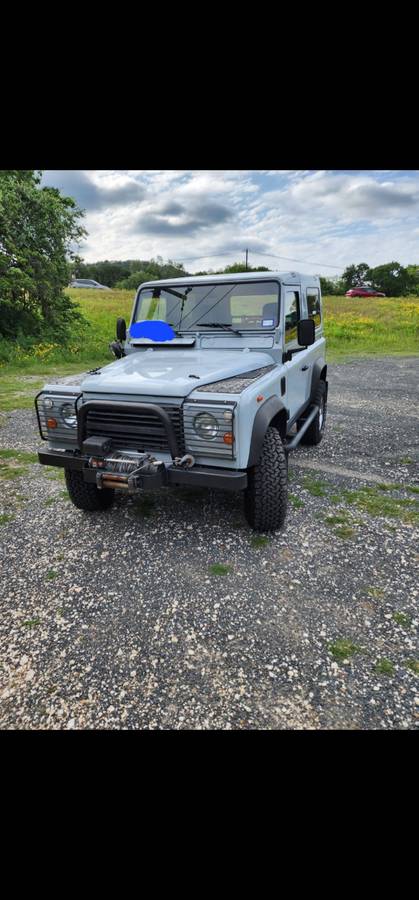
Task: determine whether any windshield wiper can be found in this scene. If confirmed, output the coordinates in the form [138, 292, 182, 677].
[197, 322, 242, 335]
[176, 287, 193, 330]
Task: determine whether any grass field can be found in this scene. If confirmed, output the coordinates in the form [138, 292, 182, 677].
[0, 289, 418, 413]
[324, 295, 419, 360]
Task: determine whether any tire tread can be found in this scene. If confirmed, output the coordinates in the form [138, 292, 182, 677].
[64, 468, 114, 511]
[244, 426, 288, 532]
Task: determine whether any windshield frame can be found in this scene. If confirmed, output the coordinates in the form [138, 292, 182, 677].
[132, 278, 281, 334]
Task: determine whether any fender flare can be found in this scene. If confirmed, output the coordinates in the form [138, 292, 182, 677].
[247, 396, 287, 467]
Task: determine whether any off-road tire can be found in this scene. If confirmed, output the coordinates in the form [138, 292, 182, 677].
[299, 380, 327, 446]
[64, 468, 115, 511]
[244, 426, 288, 532]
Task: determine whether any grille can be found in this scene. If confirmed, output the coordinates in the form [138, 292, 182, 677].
[85, 404, 184, 455]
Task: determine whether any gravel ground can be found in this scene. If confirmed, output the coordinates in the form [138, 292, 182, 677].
[0, 356, 418, 730]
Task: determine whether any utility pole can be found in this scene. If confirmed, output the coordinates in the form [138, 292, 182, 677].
[245, 248, 248, 271]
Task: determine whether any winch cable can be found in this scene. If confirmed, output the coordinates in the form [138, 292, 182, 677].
[103, 453, 156, 475]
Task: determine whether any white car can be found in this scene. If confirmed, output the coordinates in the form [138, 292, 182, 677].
[70, 279, 111, 290]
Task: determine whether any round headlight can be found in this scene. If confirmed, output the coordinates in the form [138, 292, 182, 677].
[61, 403, 77, 427]
[193, 412, 218, 440]
[43, 398, 54, 409]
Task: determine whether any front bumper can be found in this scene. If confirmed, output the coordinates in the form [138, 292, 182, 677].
[37, 450, 247, 492]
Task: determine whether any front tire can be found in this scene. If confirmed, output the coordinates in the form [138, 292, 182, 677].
[244, 426, 288, 532]
[64, 469, 115, 511]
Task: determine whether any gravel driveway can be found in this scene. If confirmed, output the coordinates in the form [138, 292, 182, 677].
[1, 357, 418, 730]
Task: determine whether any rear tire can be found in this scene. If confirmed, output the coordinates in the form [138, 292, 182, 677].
[299, 380, 327, 446]
[244, 426, 288, 532]
[64, 469, 115, 511]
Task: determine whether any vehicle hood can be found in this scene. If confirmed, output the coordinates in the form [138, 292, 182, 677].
[81, 349, 275, 398]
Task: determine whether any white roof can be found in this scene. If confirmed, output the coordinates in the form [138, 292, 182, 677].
[138, 271, 319, 289]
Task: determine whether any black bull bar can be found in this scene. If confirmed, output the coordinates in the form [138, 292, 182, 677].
[77, 399, 180, 458]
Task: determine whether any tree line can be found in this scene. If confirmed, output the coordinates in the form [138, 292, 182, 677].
[74, 257, 419, 297]
[71, 259, 272, 289]
[72, 257, 191, 290]
[320, 262, 419, 297]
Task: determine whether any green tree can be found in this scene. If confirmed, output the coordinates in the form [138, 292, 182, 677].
[218, 263, 271, 274]
[368, 262, 410, 296]
[74, 259, 131, 287]
[75, 257, 189, 286]
[146, 258, 187, 279]
[158, 260, 186, 279]
[319, 275, 343, 296]
[406, 265, 419, 295]
[0, 170, 86, 340]
[341, 263, 371, 290]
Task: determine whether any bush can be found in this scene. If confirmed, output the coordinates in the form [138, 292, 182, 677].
[115, 270, 157, 290]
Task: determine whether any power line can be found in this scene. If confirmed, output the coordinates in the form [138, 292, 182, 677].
[175, 251, 237, 262]
[249, 251, 343, 270]
[175, 250, 343, 270]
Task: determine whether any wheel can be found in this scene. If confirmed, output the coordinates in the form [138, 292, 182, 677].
[299, 380, 327, 446]
[64, 468, 115, 511]
[244, 426, 288, 532]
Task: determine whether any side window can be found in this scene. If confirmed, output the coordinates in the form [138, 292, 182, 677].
[307, 288, 321, 328]
[284, 290, 300, 345]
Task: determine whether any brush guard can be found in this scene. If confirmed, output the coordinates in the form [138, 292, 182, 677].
[77, 400, 181, 459]
[39, 398, 247, 493]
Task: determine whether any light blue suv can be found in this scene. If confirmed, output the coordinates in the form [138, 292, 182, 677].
[36, 272, 328, 532]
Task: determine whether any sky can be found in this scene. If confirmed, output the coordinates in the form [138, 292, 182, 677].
[40, 170, 419, 276]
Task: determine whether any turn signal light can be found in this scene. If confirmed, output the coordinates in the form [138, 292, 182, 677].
[47, 417, 58, 429]
[223, 432, 234, 445]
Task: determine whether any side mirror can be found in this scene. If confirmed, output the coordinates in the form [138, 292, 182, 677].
[297, 318, 315, 346]
[109, 341, 125, 360]
[116, 317, 127, 341]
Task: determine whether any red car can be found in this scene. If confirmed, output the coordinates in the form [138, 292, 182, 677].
[345, 287, 386, 298]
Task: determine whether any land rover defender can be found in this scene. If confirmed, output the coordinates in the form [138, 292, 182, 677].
[35, 272, 328, 532]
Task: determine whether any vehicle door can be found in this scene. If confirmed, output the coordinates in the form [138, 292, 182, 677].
[302, 286, 324, 402]
[282, 286, 311, 421]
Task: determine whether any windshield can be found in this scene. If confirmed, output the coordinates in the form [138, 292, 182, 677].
[133, 281, 279, 332]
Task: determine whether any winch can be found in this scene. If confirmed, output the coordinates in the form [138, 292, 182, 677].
[87, 450, 195, 493]
[102, 452, 156, 475]
[87, 451, 164, 492]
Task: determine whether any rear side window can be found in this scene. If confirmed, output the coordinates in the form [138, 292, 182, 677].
[307, 288, 321, 328]
[284, 290, 300, 345]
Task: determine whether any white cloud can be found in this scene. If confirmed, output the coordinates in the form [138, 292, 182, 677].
[41, 169, 419, 273]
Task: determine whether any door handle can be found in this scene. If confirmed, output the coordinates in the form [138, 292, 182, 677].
[301, 365, 310, 371]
